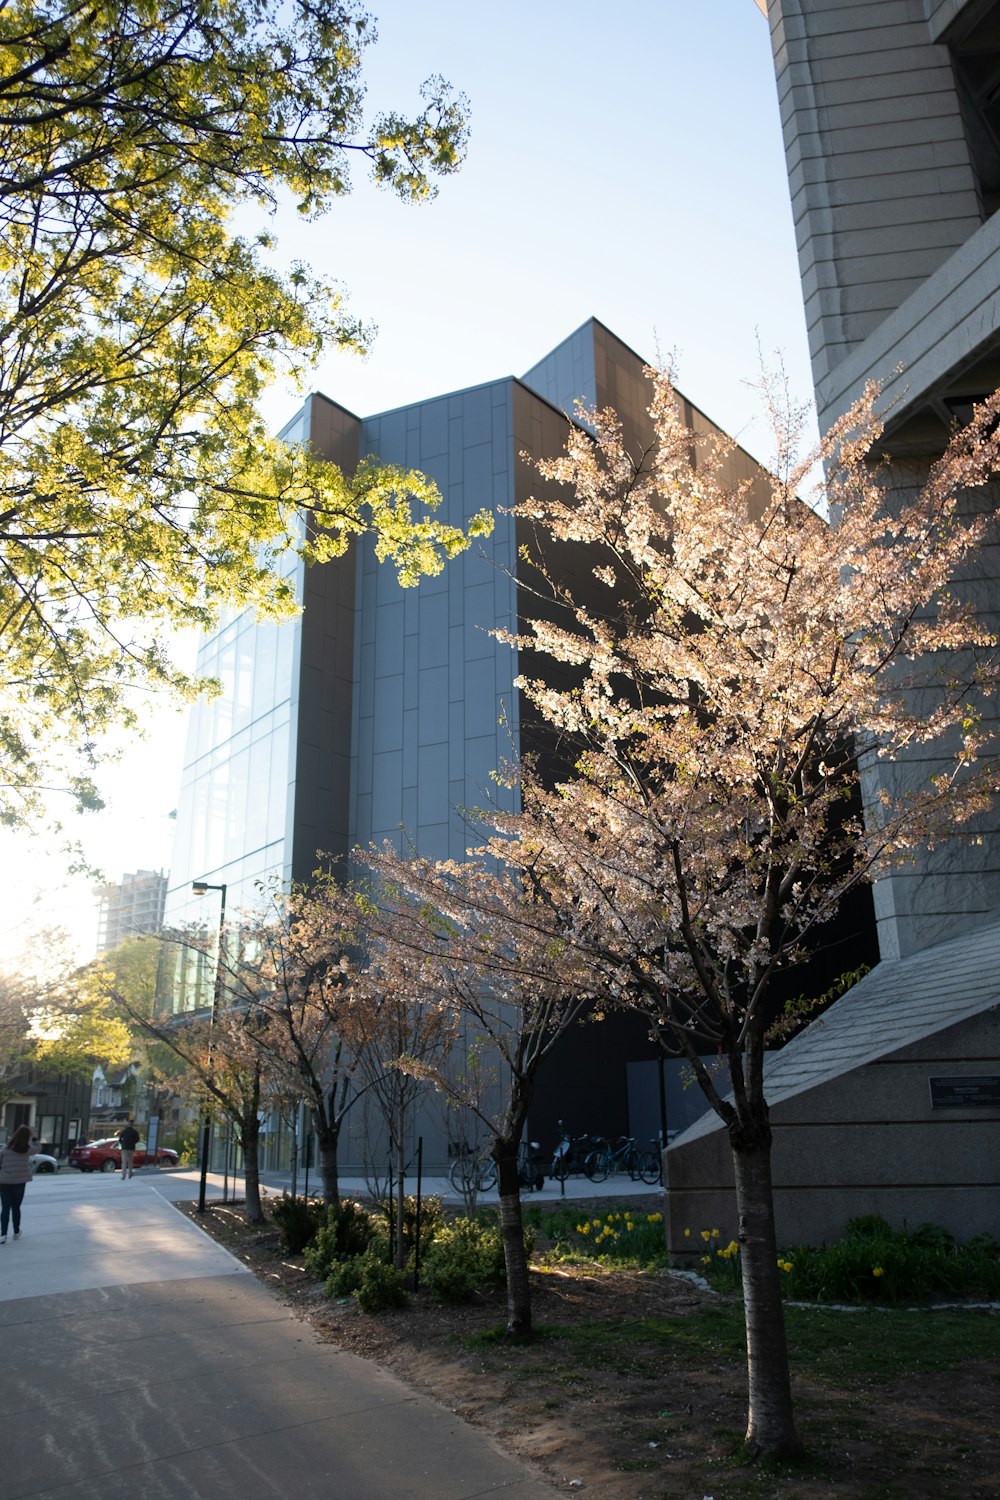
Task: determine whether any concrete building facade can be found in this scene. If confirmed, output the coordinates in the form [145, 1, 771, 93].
[164, 319, 775, 1170]
[94, 869, 167, 954]
[664, 3, 1000, 1248]
[766, 0, 1000, 961]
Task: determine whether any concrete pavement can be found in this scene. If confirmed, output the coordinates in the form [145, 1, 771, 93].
[0, 1171, 561, 1499]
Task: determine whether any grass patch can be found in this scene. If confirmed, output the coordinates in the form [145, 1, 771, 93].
[522, 1302, 998, 1387]
[784, 1304, 1000, 1382]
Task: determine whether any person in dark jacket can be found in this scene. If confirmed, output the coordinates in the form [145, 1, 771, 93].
[117, 1121, 140, 1180]
[0, 1124, 40, 1242]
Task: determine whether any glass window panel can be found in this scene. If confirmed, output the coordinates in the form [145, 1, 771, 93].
[225, 748, 249, 862]
[252, 623, 278, 722]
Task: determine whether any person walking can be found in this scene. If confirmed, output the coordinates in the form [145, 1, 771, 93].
[117, 1120, 140, 1179]
[0, 1124, 40, 1243]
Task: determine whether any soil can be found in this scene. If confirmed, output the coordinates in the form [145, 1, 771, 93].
[177, 1196, 1000, 1500]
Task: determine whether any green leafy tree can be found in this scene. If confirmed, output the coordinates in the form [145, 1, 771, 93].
[0, 0, 482, 825]
[0, 967, 34, 1108]
[30, 976, 136, 1079]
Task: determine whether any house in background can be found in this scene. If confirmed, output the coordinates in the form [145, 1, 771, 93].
[1, 1067, 91, 1158]
[87, 1061, 142, 1138]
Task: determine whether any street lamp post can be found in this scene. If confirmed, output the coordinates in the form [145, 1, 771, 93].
[192, 879, 227, 1214]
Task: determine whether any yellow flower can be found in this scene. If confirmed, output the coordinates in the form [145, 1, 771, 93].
[700, 1230, 711, 1242]
[778, 1259, 793, 1273]
[648, 1213, 662, 1224]
[711, 1228, 720, 1238]
[578, 1223, 590, 1236]
[683, 1227, 691, 1238]
[701, 1255, 711, 1265]
[872, 1266, 884, 1278]
[727, 1240, 739, 1255]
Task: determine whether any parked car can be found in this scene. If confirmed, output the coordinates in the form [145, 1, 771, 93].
[30, 1153, 59, 1174]
[68, 1138, 179, 1173]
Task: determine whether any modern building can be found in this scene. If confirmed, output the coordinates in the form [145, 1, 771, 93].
[765, 0, 1000, 961]
[164, 318, 796, 1169]
[665, 2, 1000, 1247]
[94, 869, 167, 954]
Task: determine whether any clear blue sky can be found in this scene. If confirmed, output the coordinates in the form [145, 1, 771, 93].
[2, 0, 812, 966]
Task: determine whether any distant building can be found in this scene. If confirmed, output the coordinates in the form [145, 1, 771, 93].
[94, 869, 167, 954]
[165, 319, 827, 1168]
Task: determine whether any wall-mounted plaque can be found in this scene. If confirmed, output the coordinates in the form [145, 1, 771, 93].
[929, 1076, 1000, 1108]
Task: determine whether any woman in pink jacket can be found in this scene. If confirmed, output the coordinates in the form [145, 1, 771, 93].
[0, 1124, 40, 1243]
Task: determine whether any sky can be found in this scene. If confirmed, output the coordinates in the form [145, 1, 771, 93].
[0, 0, 814, 969]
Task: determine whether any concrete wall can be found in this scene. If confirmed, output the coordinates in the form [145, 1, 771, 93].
[766, 0, 983, 395]
[665, 1005, 1000, 1250]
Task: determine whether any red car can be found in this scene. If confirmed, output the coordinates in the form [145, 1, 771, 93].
[69, 1138, 179, 1173]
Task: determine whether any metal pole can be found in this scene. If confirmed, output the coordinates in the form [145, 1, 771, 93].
[195, 882, 227, 1213]
[414, 1136, 423, 1294]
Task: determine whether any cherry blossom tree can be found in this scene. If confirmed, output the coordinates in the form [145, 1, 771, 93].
[484, 371, 1000, 1454]
[232, 880, 371, 1208]
[359, 851, 598, 1339]
[113, 923, 287, 1223]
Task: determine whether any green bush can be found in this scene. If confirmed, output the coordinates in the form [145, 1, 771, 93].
[690, 1215, 1000, 1304]
[379, 1193, 446, 1262]
[421, 1213, 534, 1304]
[781, 1217, 1000, 1304]
[162, 1123, 199, 1167]
[356, 1254, 408, 1312]
[304, 1198, 381, 1279]
[324, 1248, 408, 1310]
[270, 1194, 324, 1255]
[325, 1256, 365, 1300]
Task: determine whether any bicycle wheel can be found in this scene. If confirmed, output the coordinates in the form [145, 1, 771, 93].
[552, 1153, 569, 1181]
[636, 1149, 661, 1186]
[478, 1157, 498, 1191]
[448, 1155, 472, 1193]
[584, 1149, 611, 1182]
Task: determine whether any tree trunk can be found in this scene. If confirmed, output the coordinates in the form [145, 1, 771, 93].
[242, 1119, 265, 1225]
[495, 1145, 531, 1342]
[317, 1125, 341, 1207]
[731, 1137, 802, 1459]
[395, 1124, 407, 1271]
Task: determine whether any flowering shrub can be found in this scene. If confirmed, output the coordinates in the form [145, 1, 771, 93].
[561, 1209, 667, 1267]
[689, 1216, 1000, 1304]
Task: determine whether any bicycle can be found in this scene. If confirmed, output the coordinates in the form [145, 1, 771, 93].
[448, 1148, 498, 1195]
[584, 1135, 660, 1185]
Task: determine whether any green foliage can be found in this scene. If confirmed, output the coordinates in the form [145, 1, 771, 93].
[421, 1212, 534, 1304]
[163, 1123, 199, 1167]
[326, 1247, 409, 1312]
[0, 0, 479, 827]
[325, 1255, 365, 1300]
[304, 1197, 381, 1279]
[270, 1194, 325, 1255]
[354, 1253, 408, 1312]
[779, 1217, 1000, 1305]
[380, 1193, 445, 1264]
[689, 1215, 1000, 1304]
[525, 1204, 668, 1268]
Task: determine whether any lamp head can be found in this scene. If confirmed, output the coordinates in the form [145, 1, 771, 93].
[192, 881, 209, 896]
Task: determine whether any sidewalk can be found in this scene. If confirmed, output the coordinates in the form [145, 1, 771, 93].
[0, 1172, 559, 1499]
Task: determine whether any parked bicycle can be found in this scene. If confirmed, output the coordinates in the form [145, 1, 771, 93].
[584, 1134, 660, 1185]
[551, 1122, 606, 1181]
[448, 1147, 497, 1195]
[518, 1138, 545, 1192]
